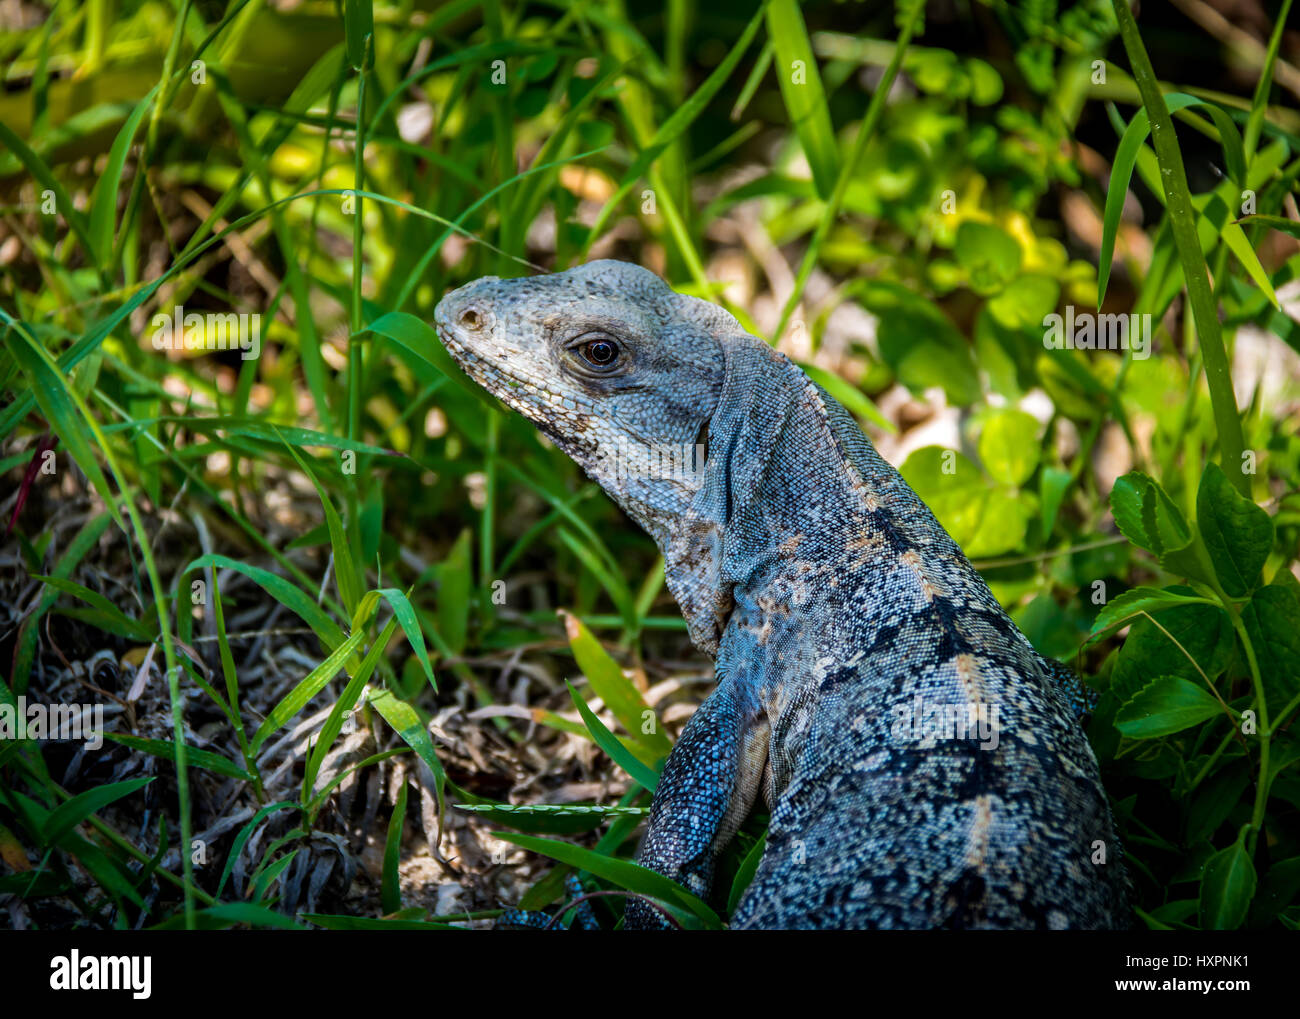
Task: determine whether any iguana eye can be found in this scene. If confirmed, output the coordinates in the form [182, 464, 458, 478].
[573, 333, 621, 369]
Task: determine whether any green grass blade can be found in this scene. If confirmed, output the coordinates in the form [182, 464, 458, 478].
[766, 0, 840, 198]
[495, 831, 722, 929]
[560, 610, 672, 760]
[87, 86, 158, 265]
[282, 439, 363, 617]
[566, 681, 661, 793]
[368, 688, 447, 826]
[43, 778, 153, 846]
[102, 735, 253, 783]
[1111, 2, 1248, 494]
[182, 554, 345, 653]
[249, 624, 370, 755]
[581, 6, 764, 256]
[382, 778, 407, 914]
[1, 316, 122, 529]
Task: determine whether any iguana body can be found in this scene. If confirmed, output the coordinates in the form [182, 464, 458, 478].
[435, 261, 1128, 929]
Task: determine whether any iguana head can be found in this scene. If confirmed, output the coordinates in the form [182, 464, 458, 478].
[434, 260, 735, 542]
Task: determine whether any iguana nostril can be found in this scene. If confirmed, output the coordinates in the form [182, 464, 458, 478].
[460, 307, 482, 330]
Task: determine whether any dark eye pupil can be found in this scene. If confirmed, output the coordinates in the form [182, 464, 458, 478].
[584, 340, 615, 365]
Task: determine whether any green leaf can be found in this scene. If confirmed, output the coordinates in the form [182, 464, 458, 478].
[182, 554, 345, 655]
[1241, 584, 1300, 705]
[374, 588, 437, 692]
[43, 777, 153, 845]
[1110, 596, 1236, 697]
[449, 780, 625, 836]
[1098, 93, 1249, 307]
[0, 120, 95, 257]
[343, 0, 373, 70]
[102, 735, 253, 783]
[966, 488, 1034, 558]
[566, 681, 660, 793]
[382, 779, 408, 914]
[856, 281, 979, 405]
[1199, 834, 1257, 930]
[1111, 3, 1250, 495]
[249, 623, 369, 754]
[149, 902, 309, 930]
[977, 409, 1040, 488]
[1196, 463, 1272, 597]
[283, 442, 363, 617]
[1, 318, 122, 529]
[1237, 214, 1300, 240]
[434, 530, 472, 658]
[32, 576, 152, 641]
[799, 361, 895, 434]
[217, 801, 298, 897]
[1087, 586, 1210, 643]
[580, 7, 764, 256]
[87, 86, 157, 264]
[901, 447, 988, 547]
[303, 617, 397, 801]
[369, 688, 446, 825]
[301, 913, 464, 930]
[766, 0, 840, 198]
[727, 832, 767, 916]
[1110, 471, 1213, 584]
[560, 610, 672, 761]
[1116, 675, 1223, 739]
[986, 274, 1059, 331]
[955, 221, 1021, 295]
[1039, 466, 1072, 537]
[369, 311, 501, 412]
[496, 831, 722, 929]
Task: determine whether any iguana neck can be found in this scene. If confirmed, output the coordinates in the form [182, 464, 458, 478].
[660, 339, 912, 657]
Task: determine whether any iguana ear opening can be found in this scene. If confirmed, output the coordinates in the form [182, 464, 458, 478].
[694, 416, 710, 467]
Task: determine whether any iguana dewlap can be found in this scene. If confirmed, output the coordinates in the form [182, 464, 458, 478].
[434, 260, 1128, 929]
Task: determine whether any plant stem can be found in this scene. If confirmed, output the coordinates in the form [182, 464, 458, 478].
[1111, 0, 1249, 497]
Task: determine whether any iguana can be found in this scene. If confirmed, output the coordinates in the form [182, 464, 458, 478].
[434, 260, 1129, 929]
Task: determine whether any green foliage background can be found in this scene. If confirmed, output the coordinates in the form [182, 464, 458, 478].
[1, 0, 1298, 930]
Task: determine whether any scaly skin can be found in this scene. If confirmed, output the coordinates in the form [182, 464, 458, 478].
[434, 261, 1129, 929]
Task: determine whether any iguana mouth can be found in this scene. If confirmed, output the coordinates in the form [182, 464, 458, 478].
[435, 319, 547, 405]
[433, 313, 593, 440]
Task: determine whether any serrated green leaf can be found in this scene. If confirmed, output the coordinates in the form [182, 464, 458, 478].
[1088, 586, 1210, 643]
[1116, 675, 1223, 739]
[1197, 463, 1272, 597]
[1242, 584, 1300, 705]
